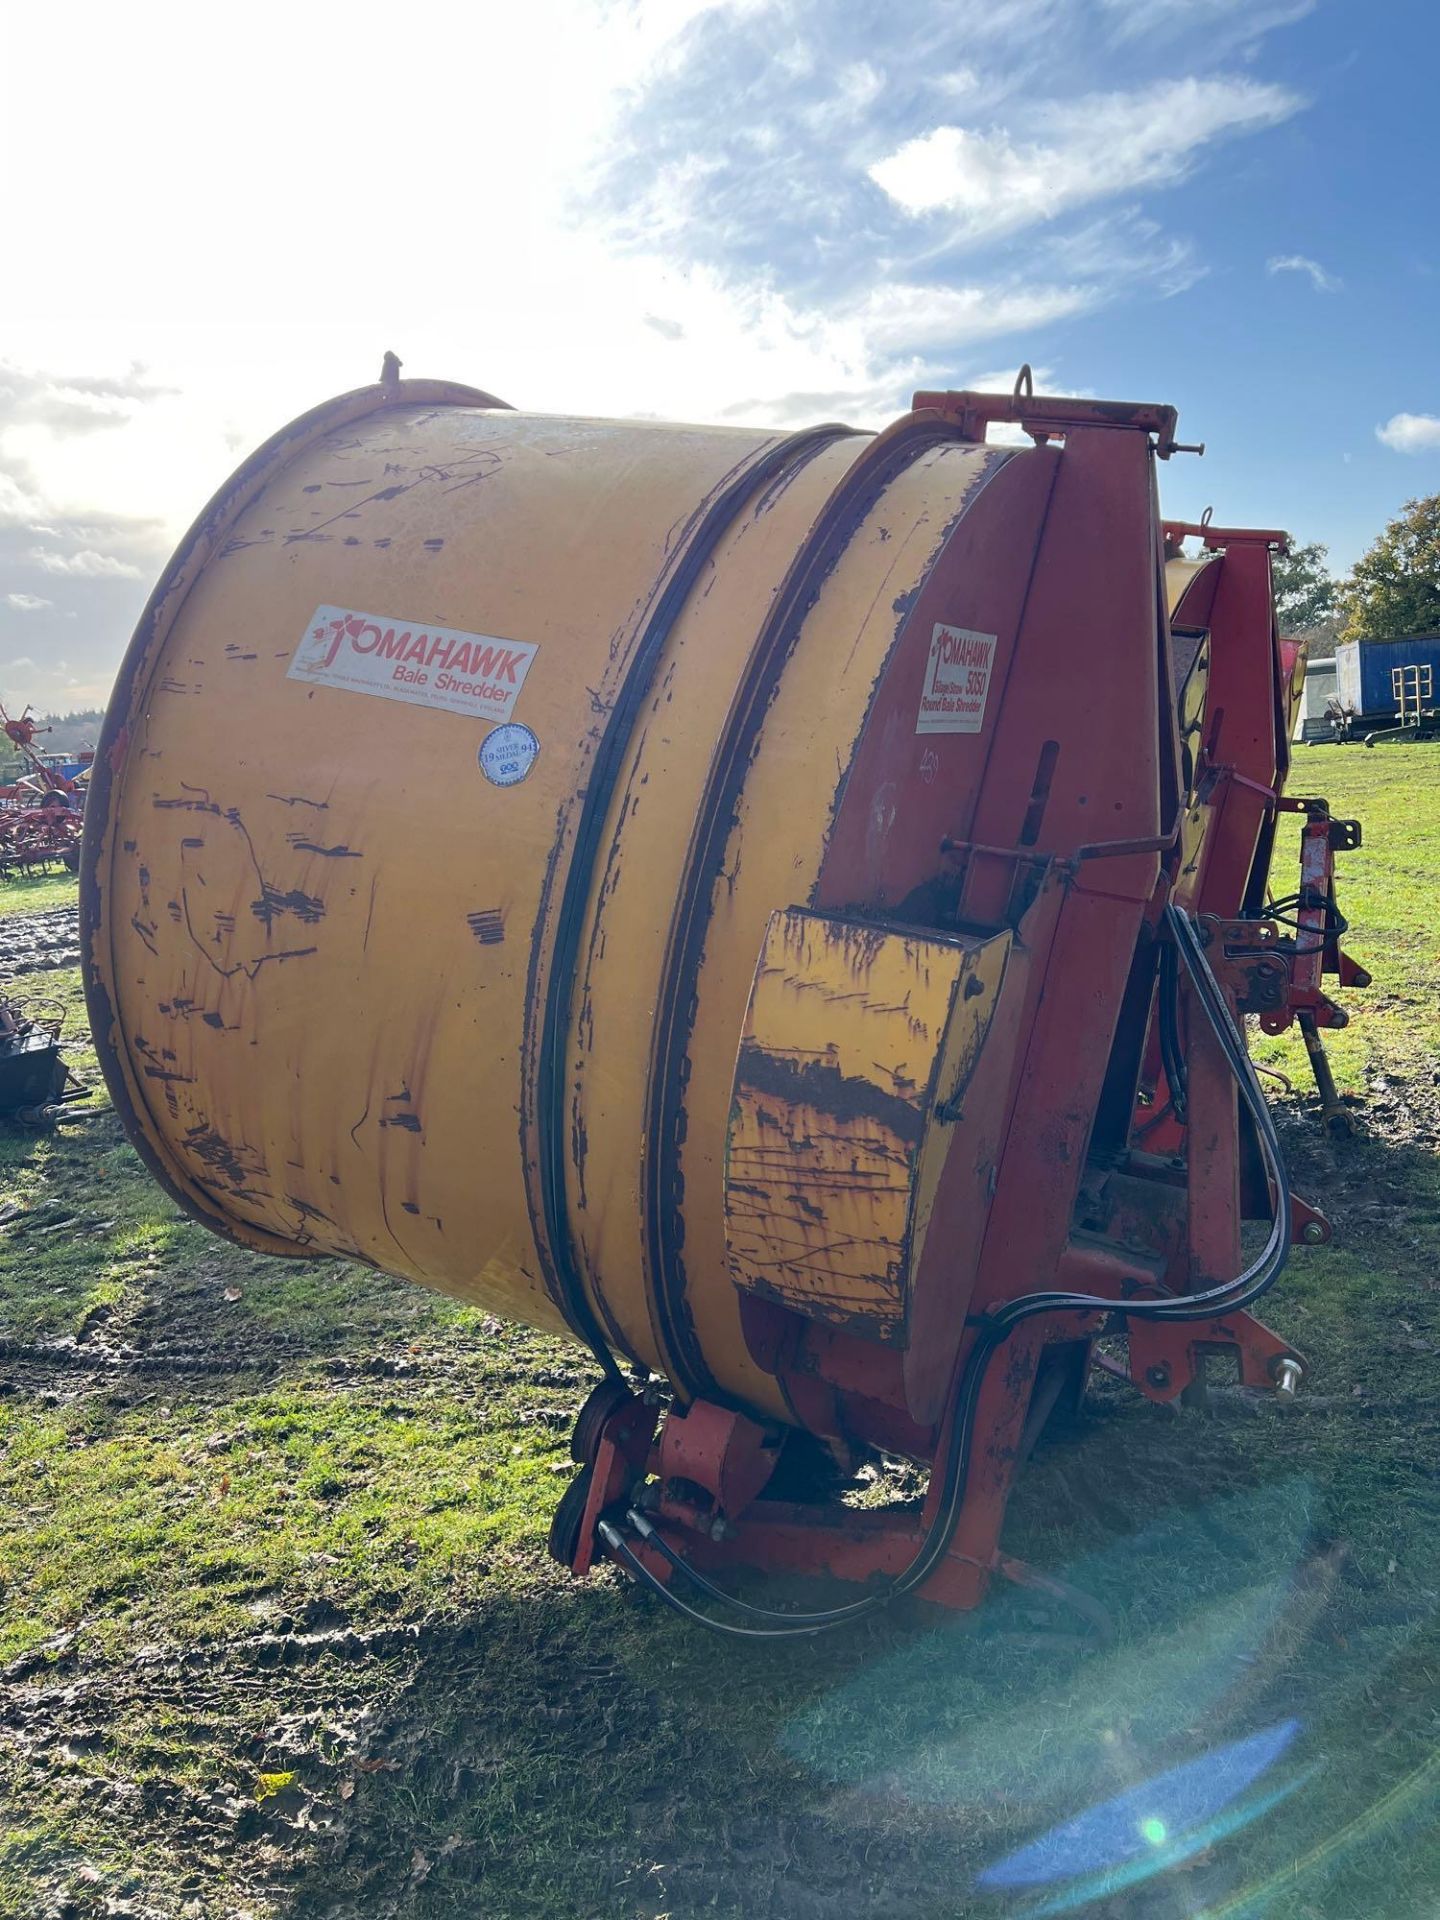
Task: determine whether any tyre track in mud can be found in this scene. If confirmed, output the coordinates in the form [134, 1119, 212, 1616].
[0, 902, 82, 980]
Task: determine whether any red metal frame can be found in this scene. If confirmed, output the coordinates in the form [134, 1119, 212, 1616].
[549, 416, 1366, 1620]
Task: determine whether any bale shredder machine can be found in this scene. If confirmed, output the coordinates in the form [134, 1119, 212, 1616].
[82, 368, 1367, 1635]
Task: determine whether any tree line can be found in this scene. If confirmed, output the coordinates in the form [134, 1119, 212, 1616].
[1273, 493, 1440, 659]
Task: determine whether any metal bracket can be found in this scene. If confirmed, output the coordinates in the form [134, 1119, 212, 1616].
[1162, 518, 1290, 553]
[1196, 916, 1291, 1013]
[913, 365, 1201, 460]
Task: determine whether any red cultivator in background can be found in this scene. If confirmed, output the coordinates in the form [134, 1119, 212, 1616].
[0, 703, 84, 878]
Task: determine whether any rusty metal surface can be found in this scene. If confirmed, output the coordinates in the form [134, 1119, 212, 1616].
[725, 908, 1009, 1342]
[88, 373, 1343, 1625]
[914, 383, 1188, 458]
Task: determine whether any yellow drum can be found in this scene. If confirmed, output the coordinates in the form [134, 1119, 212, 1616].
[84, 372, 1092, 1422]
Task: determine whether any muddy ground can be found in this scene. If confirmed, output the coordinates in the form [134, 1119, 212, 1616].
[0, 905, 82, 983]
[2, 756, 1438, 1920]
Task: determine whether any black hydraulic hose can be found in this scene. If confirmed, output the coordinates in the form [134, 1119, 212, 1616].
[602, 1523, 839, 1639]
[1157, 940, 1189, 1120]
[604, 903, 1292, 1637]
[625, 1508, 879, 1627]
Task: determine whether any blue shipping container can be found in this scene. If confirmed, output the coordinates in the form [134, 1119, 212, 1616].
[1334, 636, 1440, 718]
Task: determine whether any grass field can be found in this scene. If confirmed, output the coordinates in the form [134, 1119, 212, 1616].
[1, 749, 1437, 1920]
[0, 870, 78, 920]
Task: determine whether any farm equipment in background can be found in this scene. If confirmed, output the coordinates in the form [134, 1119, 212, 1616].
[1161, 519, 1371, 1137]
[1330, 635, 1440, 745]
[0, 701, 86, 879]
[0, 800, 84, 879]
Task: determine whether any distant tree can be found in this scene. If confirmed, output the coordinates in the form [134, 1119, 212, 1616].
[36, 708, 105, 755]
[1273, 540, 1339, 634]
[1297, 615, 1340, 661]
[1340, 495, 1440, 642]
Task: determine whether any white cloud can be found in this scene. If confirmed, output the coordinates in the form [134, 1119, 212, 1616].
[1, 657, 37, 672]
[5, 593, 51, 611]
[0, 361, 175, 436]
[932, 67, 981, 101]
[1268, 252, 1340, 292]
[843, 281, 1097, 354]
[799, 60, 886, 131]
[0, 1, 1319, 713]
[0, 471, 47, 528]
[1099, 0, 1314, 46]
[28, 547, 144, 579]
[869, 76, 1300, 241]
[962, 364, 1060, 392]
[1376, 413, 1440, 454]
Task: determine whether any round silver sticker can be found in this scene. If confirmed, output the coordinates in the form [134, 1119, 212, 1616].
[478, 722, 540, 788]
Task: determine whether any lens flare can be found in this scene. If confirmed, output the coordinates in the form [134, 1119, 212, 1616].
[977, 1719, 1301, 1891]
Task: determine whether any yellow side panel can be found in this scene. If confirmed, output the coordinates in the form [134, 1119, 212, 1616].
[562, 435, 868, 1392]
[724, 909, 1010, 1344]
[679, 442, 998, 1391]
[1165, 554, 1212, 616]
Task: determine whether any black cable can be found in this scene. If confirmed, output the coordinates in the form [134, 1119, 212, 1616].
[601, 903, 1292, 1637]
[1231, 890, 1348, 959]
[625, 1509, 878, 1626]
[601, 1525, 831, 1638]
[1157, 940, 1189, 1120]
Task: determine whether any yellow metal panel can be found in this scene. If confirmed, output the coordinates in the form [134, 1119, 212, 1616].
[86, 381, 1038, 1424]
[91, 400, 787, 1334]
[725, 910, 1010, 1342]
[1165, 553, 1213, 615]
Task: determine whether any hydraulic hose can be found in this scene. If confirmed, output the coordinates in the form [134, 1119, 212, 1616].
[606, 902, 1291, 1637]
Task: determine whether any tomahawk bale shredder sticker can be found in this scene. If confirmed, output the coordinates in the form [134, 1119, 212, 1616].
[479, 723, 541, 788]
[289, 606, 538, 723]
[915, 623, 997, 736]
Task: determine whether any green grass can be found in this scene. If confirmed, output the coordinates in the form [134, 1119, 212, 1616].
[0, 868, 77, 918]
[0, 747, 1437, 1919]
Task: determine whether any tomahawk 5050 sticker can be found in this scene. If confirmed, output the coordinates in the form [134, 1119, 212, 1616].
[915, 624, 997, 736]
[289, 606, 538, 723]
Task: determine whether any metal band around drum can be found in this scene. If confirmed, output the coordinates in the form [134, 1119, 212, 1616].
[530, 424, 860, 1381]
[643, 416, 972, 1405]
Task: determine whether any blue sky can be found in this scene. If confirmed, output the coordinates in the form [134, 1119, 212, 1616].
[2, 0, 1436, 714]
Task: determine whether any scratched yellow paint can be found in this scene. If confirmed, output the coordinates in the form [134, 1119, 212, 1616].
[88, 390, 801, 1337]
[87, 379, 1018, 1420]
[724, 908, 1010, 1342]
[672, 441, 1000, 1396]
[560, 434, 867, 1407]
